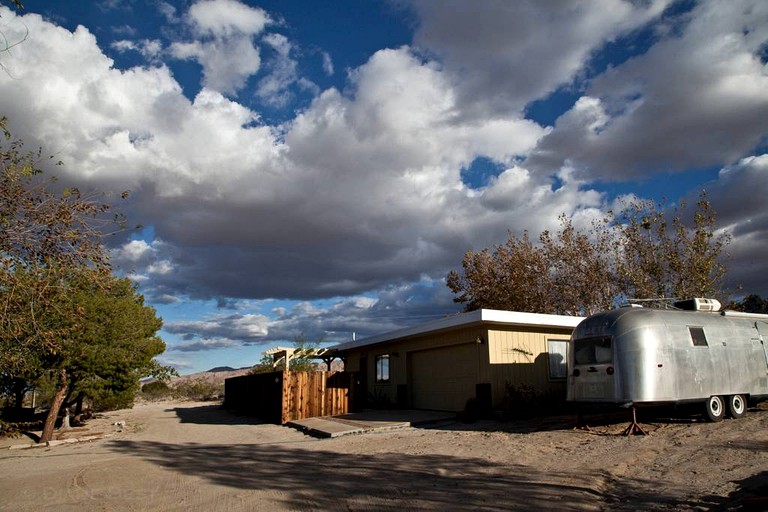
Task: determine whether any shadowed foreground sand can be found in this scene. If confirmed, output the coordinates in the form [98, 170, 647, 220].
[0, 400, 766, 511]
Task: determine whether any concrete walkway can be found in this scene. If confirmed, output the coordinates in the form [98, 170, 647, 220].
[287, 409, 457, 438]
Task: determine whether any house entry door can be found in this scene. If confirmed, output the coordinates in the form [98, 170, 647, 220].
[357, 356, 367, 410]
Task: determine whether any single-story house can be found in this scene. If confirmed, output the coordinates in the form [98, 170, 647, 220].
[329, 309, 584, 412]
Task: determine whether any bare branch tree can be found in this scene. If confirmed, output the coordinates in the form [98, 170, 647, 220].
[447, 193, 731, 315]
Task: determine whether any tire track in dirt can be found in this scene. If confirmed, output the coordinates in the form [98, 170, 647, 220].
[68, 467, 97, 504]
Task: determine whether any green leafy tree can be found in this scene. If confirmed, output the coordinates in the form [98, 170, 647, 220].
[249, 335, 323, 373]
[248, 353, 279, 374]
[447, 192, 731, 315]
[0, 120, 139, 442]
[289, 334, 321, 372]
[3, 271, 168, 436]
[63, 275, 166, 412]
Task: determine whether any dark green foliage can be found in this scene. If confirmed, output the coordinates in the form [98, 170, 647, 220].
[731, 295, 768, 314]
[64, 275, 166, 412]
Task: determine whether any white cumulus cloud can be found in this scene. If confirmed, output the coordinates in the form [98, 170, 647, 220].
[169, 0, 271, 95]
[527, 0, 768, 179]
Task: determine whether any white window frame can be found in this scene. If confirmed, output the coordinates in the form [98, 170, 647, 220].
[547, 339, 568, 380]
[375, 354, 390, 383]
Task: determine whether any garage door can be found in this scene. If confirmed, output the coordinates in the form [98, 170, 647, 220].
[410, 343, 479, 411]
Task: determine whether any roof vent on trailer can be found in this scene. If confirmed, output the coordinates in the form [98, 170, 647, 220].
[673, 298, 721, 312]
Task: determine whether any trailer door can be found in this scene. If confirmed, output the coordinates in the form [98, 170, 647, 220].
[756, 321, 768, 372]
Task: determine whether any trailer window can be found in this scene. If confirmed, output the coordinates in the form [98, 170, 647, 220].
[689, 327, 708, 347]
[574, 337, 612, 365]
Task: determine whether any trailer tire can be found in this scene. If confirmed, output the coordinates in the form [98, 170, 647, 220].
[705, 395, 725, 422]
[727, 394, 746, 419]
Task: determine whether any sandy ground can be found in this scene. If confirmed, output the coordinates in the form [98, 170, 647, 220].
[1, 400, 766, 511]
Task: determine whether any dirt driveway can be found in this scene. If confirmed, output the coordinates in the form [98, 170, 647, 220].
[1, 400, 766, 511]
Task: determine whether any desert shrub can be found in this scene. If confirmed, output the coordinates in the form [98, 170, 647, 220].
[172, 379, 223, 401]
[0, 409, 44, 438]
[0, 419, 11, 437]
[503, 383, 543, 418]
[0, 419, 28, 438]
[141, 380, 171, 400]
[366, 388, 394, 409]
[248, 363, 278, 375]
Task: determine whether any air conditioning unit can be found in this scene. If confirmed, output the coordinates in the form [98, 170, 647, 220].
[674, 298, 721, 312]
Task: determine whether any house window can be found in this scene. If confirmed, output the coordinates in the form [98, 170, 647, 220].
[689, 326, 708, 347]
[547, 340, 568, 380]
[375, 354, 390, 383]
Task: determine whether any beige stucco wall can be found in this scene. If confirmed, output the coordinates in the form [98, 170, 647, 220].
[342, 326, 485, 406]
[340, 323, 574, 411]
[484, 326, 573, 402]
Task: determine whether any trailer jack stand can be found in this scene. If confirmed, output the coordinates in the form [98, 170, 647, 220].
[622, 407, 648, 436]
[573, 409, 591, 431]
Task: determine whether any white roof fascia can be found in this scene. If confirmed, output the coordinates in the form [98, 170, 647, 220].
[331, 309, 583, 352]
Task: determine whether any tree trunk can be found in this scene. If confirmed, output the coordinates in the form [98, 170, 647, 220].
[12, 379, 25, 409]
[74, 392, 85, 416]
[40, 369, 67, 444]
[62, 383, 75, 408]
[60, 407, 70, 430]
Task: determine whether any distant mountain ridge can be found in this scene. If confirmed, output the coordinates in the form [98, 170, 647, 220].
[205, 366, 251, 373]
[170, 367, 252, 388]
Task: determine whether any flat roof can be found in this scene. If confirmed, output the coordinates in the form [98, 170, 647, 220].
[331, 309, 583, 352]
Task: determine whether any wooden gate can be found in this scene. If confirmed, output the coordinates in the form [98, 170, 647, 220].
[225, 371, 358, 424]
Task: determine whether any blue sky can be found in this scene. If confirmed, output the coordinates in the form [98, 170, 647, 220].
[1, 0, 766, 374]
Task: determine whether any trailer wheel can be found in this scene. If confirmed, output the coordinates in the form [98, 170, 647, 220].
[705, 395, 725, 422]
[727, 394, 746, 419]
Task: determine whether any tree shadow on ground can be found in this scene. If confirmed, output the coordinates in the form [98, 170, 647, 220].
[170, 403, 269, 426]
[715, 471, 768, 511]
[429, 404, 763, 436]
[423, 408, 654, 435]
[107, 438, 719, 511]
[602, 439, 768, 510]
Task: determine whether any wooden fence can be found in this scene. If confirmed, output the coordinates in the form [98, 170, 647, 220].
[224, 370, 358, 424]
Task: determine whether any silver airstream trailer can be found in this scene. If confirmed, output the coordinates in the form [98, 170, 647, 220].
[567, 299, 768, 421]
